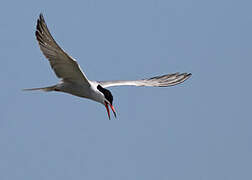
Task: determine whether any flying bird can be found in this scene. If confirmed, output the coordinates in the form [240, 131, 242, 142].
[24, 14, 192, 119]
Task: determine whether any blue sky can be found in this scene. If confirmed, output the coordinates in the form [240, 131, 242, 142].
[0, 0, 251, 179]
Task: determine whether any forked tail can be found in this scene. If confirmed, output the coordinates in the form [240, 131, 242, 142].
[22, 85, 57, 92]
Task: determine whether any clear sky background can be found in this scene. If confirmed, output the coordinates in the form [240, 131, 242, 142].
[0, 0, 251, 179]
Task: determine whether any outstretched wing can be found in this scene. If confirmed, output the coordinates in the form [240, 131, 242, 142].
[98, 73, 191, 88]
[36, 14, 90, 85]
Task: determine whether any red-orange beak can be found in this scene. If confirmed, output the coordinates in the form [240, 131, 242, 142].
[104, 101, 117, 120]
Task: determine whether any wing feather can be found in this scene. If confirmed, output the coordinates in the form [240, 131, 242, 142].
[98, 73, 191, 88]
[36, 14, 90, 85]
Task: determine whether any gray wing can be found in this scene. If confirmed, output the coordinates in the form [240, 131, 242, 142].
[36, 14, 90, 85]
[98, 73, 192, 88]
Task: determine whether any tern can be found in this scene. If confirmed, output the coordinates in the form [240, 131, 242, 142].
[24, 14, 192, 119]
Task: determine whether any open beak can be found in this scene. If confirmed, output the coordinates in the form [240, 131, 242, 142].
[105, 101, 117, 120]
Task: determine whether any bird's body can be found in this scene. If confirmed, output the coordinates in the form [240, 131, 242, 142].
[25, 14, 192, 119]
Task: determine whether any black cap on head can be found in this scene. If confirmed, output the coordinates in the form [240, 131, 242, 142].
[97, 85, 113, 105]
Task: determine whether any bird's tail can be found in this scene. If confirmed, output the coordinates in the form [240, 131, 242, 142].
[22, 85, 57, 92]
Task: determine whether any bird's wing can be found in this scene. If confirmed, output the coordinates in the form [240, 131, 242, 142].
[36, 14, 90, 85]
[98, 73, 192, 88]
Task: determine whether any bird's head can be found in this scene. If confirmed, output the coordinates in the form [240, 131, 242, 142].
[97, 85, 117, 120]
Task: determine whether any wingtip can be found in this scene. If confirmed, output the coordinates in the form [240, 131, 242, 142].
[182, 73, 192, 82]
[39, 13, 44, 20]
[37, 13, 45, 26]
[187, 73, 192, 78]
[36, 13, 47, 41]
[186, 72, 192, 76]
